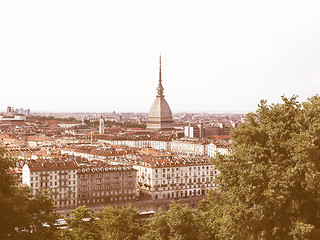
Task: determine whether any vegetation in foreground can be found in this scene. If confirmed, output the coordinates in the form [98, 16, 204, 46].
[0, 148, 59, 240]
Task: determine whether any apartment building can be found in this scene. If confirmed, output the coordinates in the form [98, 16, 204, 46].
[22, 160, 79, 211]
[61, 147, 135, 161]
[77, 163, 137, 206]
[97, 136, 172, 151]
[170, 139, 207, 155]
[110, 155, 219, 201]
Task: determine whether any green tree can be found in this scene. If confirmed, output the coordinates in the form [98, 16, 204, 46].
[0, 147, 58, 240]
[40, 116, 78, 122]
[141, 202, 199, 240]
[95, 205, 145, 240]
[197, 190, 230, 240]
[60, 206, 101, 240]
[204, 95, 320, 239]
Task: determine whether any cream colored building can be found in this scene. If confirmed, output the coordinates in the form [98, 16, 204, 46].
[110, 155, 219, 200]
[170, 139, 207, 155]
[22, 160, 79, 212]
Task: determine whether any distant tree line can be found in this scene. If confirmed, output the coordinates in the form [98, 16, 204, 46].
[85, 119, 146, 129]
[38, 116, 146, 129]
[39, 116, 79, 123]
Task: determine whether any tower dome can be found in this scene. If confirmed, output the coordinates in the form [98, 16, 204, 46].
[147, 56, 174, 131]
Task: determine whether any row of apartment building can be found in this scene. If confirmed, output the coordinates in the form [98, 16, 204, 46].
[96, 137, 229, 156]
[110, 155, 218, 200]
[21, 143, 221, 215]
[61, 146, 220, 201]
[22, 159, 137, 215]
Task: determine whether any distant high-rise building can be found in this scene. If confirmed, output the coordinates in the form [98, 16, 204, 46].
[184, 124, 203, 138]
[147, 56, 174, 131]
[6, 106, 30, 116]
[7, 106, 12, 113]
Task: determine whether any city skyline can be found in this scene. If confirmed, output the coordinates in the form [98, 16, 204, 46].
[1, 0, 320, 113]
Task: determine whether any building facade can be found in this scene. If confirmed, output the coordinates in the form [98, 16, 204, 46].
[77, 164, 137, 206]
[170, 139, 207, 155]
[110, 155, 219, 201]
[22, 160, 79, 211]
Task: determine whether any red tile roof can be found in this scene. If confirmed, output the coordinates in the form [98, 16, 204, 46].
[27, 160, 79, 171]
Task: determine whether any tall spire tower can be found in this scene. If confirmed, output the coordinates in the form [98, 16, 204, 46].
[99, 115, 104, 134]
[147, 56, 174, 131]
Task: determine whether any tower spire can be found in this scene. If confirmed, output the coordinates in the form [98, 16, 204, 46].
[159, 55, 162, 84]
[157, 55, 164, 97]
[147, 55, 174, 131]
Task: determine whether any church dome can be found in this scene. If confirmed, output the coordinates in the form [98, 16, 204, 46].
[148, 97, 173, 121]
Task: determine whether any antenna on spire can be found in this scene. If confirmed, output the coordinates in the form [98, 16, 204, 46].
[159, 55, 162, 84]
[157, 55, 164, 97]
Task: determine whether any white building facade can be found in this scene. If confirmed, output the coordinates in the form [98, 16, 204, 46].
[110, 156, 219, 201]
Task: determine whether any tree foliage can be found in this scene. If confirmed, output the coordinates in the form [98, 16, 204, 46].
[95, 205, 145, 240]
[203, 95, 320, 239]
[141, 202, 199, 240]
[60, 206, 101, 240]
[40, 116, 78, 123]
[61, 205, 145, 240]
[0, 147, 58, 240]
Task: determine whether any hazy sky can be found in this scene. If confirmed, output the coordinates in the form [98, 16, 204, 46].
[1, 0, 320, 113]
